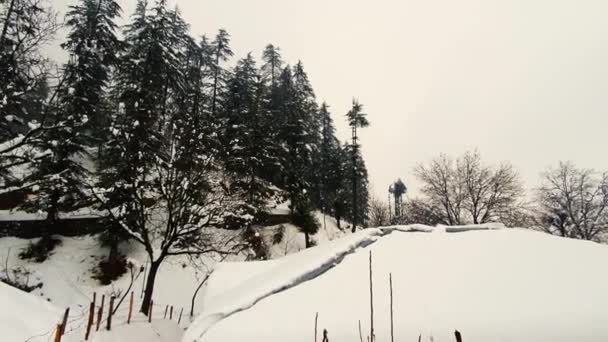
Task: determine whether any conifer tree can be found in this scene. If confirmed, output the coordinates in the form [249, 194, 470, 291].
[222, 53, 280, 215]
[259, 44, 284, 184]
[210, 29, 233, 118]
[261, 44, 283, 88]
[346, 100, 370, 232]
[60, 0, 122, 145]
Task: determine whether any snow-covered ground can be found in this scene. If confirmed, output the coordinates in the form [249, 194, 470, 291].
[187, 225, 608, 342]
[0, 281, 63, 342]
[0, 210, 345, 341]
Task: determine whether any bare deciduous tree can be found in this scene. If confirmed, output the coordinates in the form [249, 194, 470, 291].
[536, 162, 608, 241]
[413, 150, 524, 225]
[368, 196, 389, 227]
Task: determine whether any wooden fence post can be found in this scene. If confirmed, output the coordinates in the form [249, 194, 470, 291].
[93, 292, 96, 308]
[85, 302, 94, 340]
[148, 300, 153, 323]
[178, 308, 183, 324]
[107, 296, 115, 331]
[96, 295, 105, 331]
[314, 312, 318, 342]
[127, 291, 134, 324]
[389, 273, 394, 342]
[455, 330, 462, 342]
[369, 251, 374, 342]
[54, 324, 62, 342]
[164, 305, 168, 319]
[60, 308, 69, 335]
[170, 306, 173, 320]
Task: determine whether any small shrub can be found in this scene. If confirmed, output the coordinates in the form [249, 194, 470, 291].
[19, 237, 61, 262]
[94, 255, 128, 285]
[272, 225, 285, 245]
[1, 266, 43, 292]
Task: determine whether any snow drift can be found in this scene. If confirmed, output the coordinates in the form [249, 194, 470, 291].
[184, 229, 383, 342]
[185, 224, 608, 342]
[0, 281, 62, 342]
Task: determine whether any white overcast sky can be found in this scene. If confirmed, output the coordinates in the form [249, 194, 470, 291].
[50, 0, 608, 198]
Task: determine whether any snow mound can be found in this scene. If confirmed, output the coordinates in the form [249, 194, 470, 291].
[186, 224, 608, 342]
[0, 281, 62, 342]
[183, 229, 383, 342]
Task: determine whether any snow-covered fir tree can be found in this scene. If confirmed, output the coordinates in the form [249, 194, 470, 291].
[345, 100, 370, 231]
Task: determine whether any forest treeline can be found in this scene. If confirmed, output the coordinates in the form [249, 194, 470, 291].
[0, 0, 371, 313]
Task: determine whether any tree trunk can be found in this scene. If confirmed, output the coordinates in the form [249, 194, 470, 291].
[0, 0, 16, 46]
[107, 233, 119, 265]
[335, 206, 341, 230]
[141, 260, 161, 314]
[44, 192, 60, 243]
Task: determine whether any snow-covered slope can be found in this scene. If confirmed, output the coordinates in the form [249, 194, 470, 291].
[186, 229, 381, 341]
[0, 281, 62, 342]
[187, 225, 608, 342]
[0, 209, 346, 341]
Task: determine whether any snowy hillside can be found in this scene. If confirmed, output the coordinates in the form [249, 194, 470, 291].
[186, 225, 608, 342]
[0, 281, 62, 342]
[0, 210, 345, 341]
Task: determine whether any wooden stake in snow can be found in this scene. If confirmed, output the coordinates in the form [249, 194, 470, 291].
[107, 296, 115, 331]
[54, 324, 62, 342]
[455, 330, 462, 342]
[178, 308, 184, 324]
[358, 320, 363, 342]
[314, 312, 319, 342]
[148, 300, 153, 323]
[369, 251, 374, 342]
[170, 306, 174, 320]
[60, 308, 69, 335]
[96, 295, 105, 331]
[164, 305, 168, 319]
[389, 273, 394, 342]
[93, 292, 96, 308]
[85, 302, 94, 340]
[418, 334, 421, 342]
[127, 291, 134, 324]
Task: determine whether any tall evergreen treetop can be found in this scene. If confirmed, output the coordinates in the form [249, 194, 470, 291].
[261, 44, 283, 87]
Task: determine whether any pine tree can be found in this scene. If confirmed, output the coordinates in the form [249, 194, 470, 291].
[60, 0, 122, 146]
[343, 142, 370, 228]
[346, 100, 370, 232]
[259, 44, 284, 185]
[210, 29, 233, 118]
[261, 44, 283, 88]
[275, 64, 319, 212]
[222, 53, 280, 216]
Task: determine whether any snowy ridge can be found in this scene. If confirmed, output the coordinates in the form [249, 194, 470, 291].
[183, 229, 384, 342]
[194, 225, 608, 342]
[184, 223, 505, 342]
